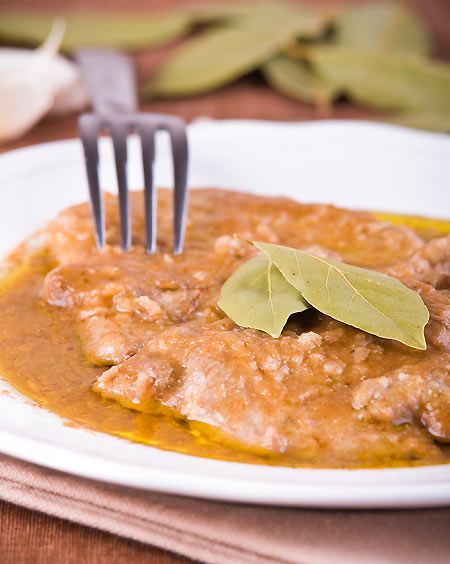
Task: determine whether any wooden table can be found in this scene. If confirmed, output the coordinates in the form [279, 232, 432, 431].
[0, 0, 449, 562]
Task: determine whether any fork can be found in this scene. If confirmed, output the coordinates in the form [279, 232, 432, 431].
[76, 48, 189, 255]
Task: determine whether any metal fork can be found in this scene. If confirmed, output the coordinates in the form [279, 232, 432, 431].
[76, 48, 188, 255]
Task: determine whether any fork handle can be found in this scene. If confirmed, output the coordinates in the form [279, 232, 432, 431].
[76, 48, 138, 116]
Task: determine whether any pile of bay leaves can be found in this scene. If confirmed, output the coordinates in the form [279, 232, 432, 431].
[2, 1, 449, 132]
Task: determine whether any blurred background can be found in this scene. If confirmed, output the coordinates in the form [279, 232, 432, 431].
[1, 0, 449, 150]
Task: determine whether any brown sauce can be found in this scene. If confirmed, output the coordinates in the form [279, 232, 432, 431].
[0, 190, 449, 469]
[0, 254, 310, 466]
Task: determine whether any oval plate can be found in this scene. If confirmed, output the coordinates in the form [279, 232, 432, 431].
[1, 120, 449, 508]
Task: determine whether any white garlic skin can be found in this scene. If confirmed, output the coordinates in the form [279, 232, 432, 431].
[0, 48, 89, 143]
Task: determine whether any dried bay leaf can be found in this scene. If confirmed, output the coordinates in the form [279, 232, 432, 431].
[218, 256, 309, 337]
[383, 110, 450, 133]
[0, 12, 193, 51]
[187, 3, 255, 24]
[262, 54, 334, 108]
[146, 2, 327, 98]
[254, 242, 429, 350]
[309, 47, 450, 112]
[334, 1, 431, 55]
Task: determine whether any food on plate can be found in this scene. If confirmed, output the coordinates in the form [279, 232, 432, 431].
[0, 188, 449, 468]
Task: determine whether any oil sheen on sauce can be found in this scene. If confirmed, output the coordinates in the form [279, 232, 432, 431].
[0, 212, 449, 469]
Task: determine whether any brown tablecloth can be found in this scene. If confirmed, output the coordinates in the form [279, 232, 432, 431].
[0, 0, 449, 562]
[2, 452, 450, 564]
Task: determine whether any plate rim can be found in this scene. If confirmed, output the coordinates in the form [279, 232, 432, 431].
[1, 429, 449, 509]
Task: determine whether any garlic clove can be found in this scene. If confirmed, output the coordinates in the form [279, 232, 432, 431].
[0, 49, 57, 142]
[0, 19, 89, 143]
[48, 56, 90, 116]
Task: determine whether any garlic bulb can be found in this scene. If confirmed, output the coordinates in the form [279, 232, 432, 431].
[0, 19, 89, 143]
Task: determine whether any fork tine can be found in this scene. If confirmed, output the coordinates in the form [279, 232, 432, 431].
[139, 123, 157, 254]
[167, 118, 189, 256]
[78, 114, 105, 249]
[109, 122, 131, 251]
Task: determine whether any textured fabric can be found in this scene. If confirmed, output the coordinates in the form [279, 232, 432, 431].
[1, 453, 450, 564]
[0, 499, 194, 564]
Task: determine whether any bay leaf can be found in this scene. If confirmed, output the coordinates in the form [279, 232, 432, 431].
[187, 3, 255, 24]
[145, 2, 328, 98]
[262, 54, 334, 108]
[217, 256, 309, 338]
[254, 242, 429, 350]
[309, 47, 450, 111]
[383, 110, 450, 133]
[0, 11, 193, 51]
[334, 1, 431, 55]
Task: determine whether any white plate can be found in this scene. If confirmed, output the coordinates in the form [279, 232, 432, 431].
[0, 120, 449, 508]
